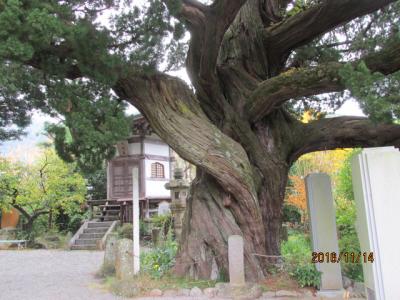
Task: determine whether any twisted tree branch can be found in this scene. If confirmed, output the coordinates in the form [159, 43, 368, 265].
[245, 37, 400, 122]
[172, 0, 248, 81]
[265, 0, 396, 55]
[289, 116, 400, 163]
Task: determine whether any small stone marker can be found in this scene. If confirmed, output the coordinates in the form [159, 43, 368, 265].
[228, 235, 245, 286]
[103, 234, 118, 270]
[115, 238, 134, 280]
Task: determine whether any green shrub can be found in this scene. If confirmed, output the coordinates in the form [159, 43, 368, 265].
[141, 230, 177, 278]
[150, 213, 172, 238]
[117, 223, 133, 240]
[281, 233, 321, 288]
[34, 231, 71, 249]
[291, 263, 321, 288]
[140, 220, 151, 236]
[336, 197, 363, 281]
[283, 204, 301, 224]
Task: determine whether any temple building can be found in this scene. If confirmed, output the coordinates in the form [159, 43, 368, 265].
[105, 115, 174, 221]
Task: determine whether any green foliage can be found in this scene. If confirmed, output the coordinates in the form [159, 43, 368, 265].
[85, 167, 107, 200]
[117, 223, 133, 240]
[141, 230, 177, 279]
[332, 149, 363, 281]
[56, 209, 90, 233]
[140, 220, 151, 237]
[282, 204, 301, 224]
[44, 79, 132, 172]
[340, 61, 400, 123]
[281, 233, 321, 288]
[291, 263, 322, 288]
[34, 231, 72, 249]
[335, 151, 356, 201]
[0, 147, 87, 234]
[335, 198, 363, 281]
[151, 213, 173, 238]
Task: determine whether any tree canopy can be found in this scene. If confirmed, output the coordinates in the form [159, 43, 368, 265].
[0, 147, 86, 231]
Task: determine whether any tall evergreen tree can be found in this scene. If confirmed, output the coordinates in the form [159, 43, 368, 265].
[1, 0, 400, 280]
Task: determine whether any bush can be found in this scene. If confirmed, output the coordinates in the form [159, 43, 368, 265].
[336, 197, 363, 281]
[281, 233, 321, 288]
[150, 213, 172, 238]
[291, 263, 321, 288]
[140, 220, 151, 237]
[34, 231, 72, 249]
[141, 230, 177, 279]
[283, 204, 301, 224]
[335, 150, 364, 281]
[117, 223, 133, 240]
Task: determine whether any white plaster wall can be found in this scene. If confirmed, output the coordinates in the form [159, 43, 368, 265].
[144, 142, 170, 157]
[144, 159, 170, 198]
[128, 142, 141, 155]
[146, 180, 170, 197]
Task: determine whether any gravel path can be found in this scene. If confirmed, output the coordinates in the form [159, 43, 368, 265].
[0, 250, 122, 300]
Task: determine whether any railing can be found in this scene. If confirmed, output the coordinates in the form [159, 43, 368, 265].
[98, 220, 119, 250]
[87, 199, 135, 223]
[87, 199, 108, 220]
[68, 220, 89, 249]
[120, 201, 133, 223]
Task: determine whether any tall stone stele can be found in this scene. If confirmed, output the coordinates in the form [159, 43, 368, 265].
[165, 168, 189, 241]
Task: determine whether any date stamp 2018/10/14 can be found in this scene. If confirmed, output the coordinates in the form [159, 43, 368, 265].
[312, 252, 374, 263]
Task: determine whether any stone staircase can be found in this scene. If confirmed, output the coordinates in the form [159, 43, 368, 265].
[70, 221, 115, 250]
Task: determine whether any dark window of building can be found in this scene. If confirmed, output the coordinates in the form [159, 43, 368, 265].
[151, 162, 165, 178]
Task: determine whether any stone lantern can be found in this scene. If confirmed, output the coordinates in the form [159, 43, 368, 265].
[165, 167, 189, 241]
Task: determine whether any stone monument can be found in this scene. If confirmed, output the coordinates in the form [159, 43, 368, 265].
[228, 235, 245, 286]
[165, 168, 189, 241]
[115, 238, 134, 280]
[305, 173, 343, 298]
[352, 147, 400, 300]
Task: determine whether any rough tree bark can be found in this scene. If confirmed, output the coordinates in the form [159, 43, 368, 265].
[11, 0, 400, 281]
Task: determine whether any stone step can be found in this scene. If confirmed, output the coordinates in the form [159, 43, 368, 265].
[79, 233, 104, 239]
[87, 221, 113, 228]
[83, 227, 108, 234]
[103, 210, 120, 216]
[70, 244, 98, 250]
[100, 216, 119, 221]
[100, 204, 120, 209]
[75, 239, 98, 246]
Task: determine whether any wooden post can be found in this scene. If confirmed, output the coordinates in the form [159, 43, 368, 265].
[132, 166, 140, 274]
